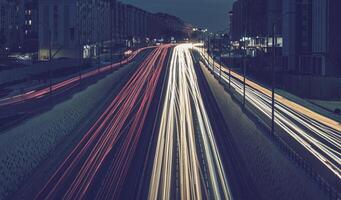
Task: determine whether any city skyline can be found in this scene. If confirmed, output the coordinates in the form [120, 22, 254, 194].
[0, 0, 340, 200]
[121, 0, 233, 31]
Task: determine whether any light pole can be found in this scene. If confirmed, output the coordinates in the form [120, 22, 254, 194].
[269, 1, 311, 135]
[228, 11, 234, 88]
[38, 20, 53, 94]
[243, 34, 247, 107]
[219, 39, 222, 80]
[48, 29, 52, 95]
[111, 1, 114, 69]
[228, 44, 231, 88]
[271, 23, 276, 136]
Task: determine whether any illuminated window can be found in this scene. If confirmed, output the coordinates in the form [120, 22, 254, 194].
[29, 20, 32, 25]
[28, 10, 32, 15]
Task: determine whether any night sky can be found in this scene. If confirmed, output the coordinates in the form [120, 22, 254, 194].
[121, 0, 233, 32]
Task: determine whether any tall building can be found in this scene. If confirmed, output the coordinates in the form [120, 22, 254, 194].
[246, 0, 267, 37]
[38, 0, 114, 60]
[0, 0, 13, 51]
[282, 0, 313, 74]
[0, 0, 24, 52]
[230, 0, 267, 41]
[23, 0, 39, 51]
[311, 0, 341, 77]
[230, 0, 243, 41]
[37, 0, 191, 60]
[266, 0, 282, 36]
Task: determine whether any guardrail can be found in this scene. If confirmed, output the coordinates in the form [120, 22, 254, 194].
[197, 48, 340, 200]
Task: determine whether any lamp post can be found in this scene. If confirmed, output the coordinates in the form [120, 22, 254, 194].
[37, 20, 53, 94]
[228, 44, 231, 88]
[48, 29, 52, 95]
[243, 34, 247, 107]
[270, 1, 311, 135]
[111, 1, 114, 69]
[228, 11, 234, 88]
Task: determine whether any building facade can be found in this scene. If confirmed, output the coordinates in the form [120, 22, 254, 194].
[266, 0, 282, 35]
[0, 0, 24, 52]
[282, 0, 313, 74]
[38, 0, 114, 60]
[38, 0, 191, 60]
[312, 0, 341, 77]
[23, 0, 39, 52]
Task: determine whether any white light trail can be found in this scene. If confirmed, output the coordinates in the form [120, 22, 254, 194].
[197, 48, 341, 179]
[148, 44, 232, 200]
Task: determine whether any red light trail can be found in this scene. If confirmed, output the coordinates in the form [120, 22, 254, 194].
[34, 45, 170, 199]
[0, 47, 153, 107]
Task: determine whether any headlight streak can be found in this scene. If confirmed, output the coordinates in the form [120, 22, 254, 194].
[197, 48, 341, 179]
[148, 44, 232, 200]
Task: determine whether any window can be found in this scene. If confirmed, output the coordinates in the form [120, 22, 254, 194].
[28, 20, 32, 25]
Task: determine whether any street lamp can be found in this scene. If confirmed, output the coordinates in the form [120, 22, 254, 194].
[242, 35, 247, 108]
[228, 10, 233, 88]
[228, 42, 231, 88]
[36, 20, 53, 94]
[270, 1, 312, 136]
[37, 21, 52, 94]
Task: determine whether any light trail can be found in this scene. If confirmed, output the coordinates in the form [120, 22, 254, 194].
[35, 45, 170, 200]
[0, 46, 153, 107]
[149, 44, 232, 200]
[196, 47, 341, 179]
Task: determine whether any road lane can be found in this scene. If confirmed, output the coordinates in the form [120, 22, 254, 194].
[197, 46, 341, 179]
[34, 45, 170, 200]
[148, 44, 232, 200]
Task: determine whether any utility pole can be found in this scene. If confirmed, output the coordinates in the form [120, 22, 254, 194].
[243, 33, 247, 107]
[207, 34, 209, 65]
[111, 2, 114, 69]
[48, 29, 52, 95]
[243, 0, 248, 108]
[212, 33, 215, 74]
[77, 5, 82, 83]
[243, 54, 246, 107]
[228, 45, 231, 88]
[271, 23, 276, 136]
[219, 39, 222, 80]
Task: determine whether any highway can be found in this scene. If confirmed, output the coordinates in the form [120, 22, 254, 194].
[34, 45, 171, 199]
[8, 43, 337, 200]
[0, 46, 153, 107]
[148, 44, 232, 200]
[196, 46, 341, 179]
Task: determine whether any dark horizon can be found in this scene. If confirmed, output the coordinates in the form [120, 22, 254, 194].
[121, 0, 233, 32]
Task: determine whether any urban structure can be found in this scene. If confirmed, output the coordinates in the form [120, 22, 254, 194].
[229, 0, 341, 99]
[0, 0, 24, 54]
[38, 0, 190, 61]
[0, 0, 191, 60]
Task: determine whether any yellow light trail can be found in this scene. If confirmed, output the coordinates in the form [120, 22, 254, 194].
[197, 46, 341, 179]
